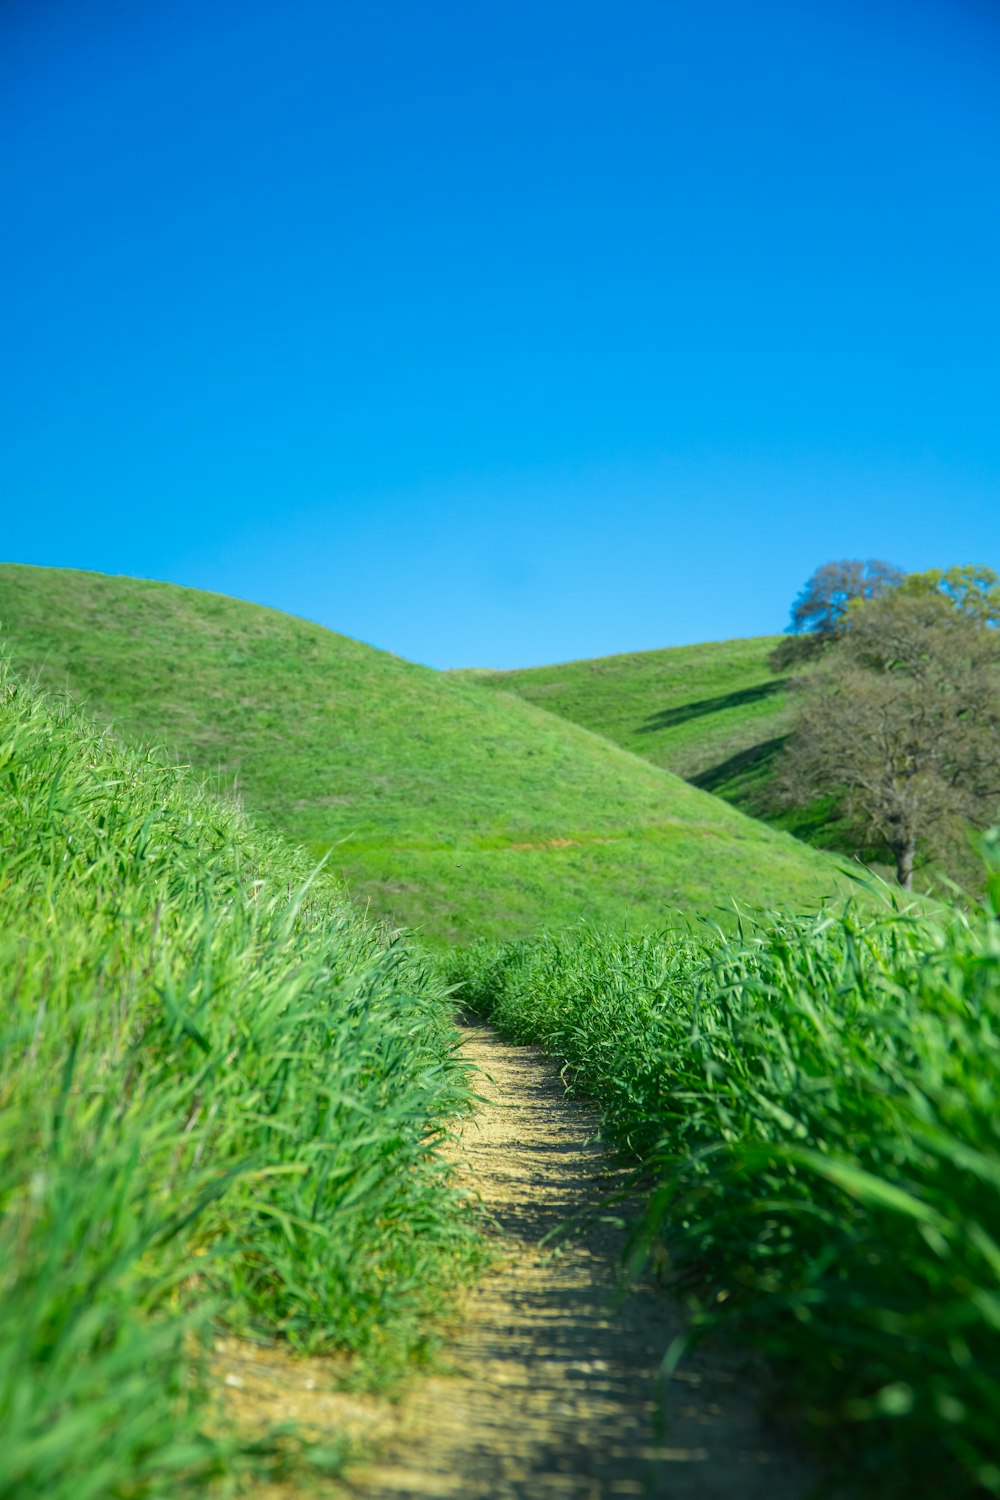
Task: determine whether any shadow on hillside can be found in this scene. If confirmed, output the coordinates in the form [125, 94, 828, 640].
[637, 679, 785, 733]
[692, 749, 876, 862]
[690, 734, 788, 796]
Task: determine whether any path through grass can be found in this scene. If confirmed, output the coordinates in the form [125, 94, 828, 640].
[449, 872, 1000, 1497]
[339, 1022, 815, 1499]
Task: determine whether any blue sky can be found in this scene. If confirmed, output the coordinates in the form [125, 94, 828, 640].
[3, 0, 998, 668]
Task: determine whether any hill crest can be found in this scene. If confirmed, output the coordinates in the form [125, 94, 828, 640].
[0, 563, 853, 940]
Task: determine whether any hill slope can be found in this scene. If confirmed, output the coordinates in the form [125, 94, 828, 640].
[0, 655, 476, 1496]
[458, 637, 792, 800]
[463, 638, 854, 850]
[0, 565, 855, 941]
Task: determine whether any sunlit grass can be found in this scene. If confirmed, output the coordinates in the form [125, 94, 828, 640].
[448, 858, 1000, 1496]
[466, 637, 876, 861]
[0, 563, 856, 941]
[0, 659, 480, 1498]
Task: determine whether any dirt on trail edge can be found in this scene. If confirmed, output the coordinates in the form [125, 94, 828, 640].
[220, 1020, 818, 1499]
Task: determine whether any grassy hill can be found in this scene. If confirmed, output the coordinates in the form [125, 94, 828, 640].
[0, 565, 857, 941]
[457, 636, 791, 793]
[0, 655, 477, 1497]
[463, 638, 858, 852]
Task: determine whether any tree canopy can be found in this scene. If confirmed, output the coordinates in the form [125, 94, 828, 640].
[774, 579, 1000, 888]
[897, 563, 1000, 626]
[770, 559, 904, 670]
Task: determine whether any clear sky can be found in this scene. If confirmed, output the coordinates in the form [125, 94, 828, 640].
[3, 0, 998, 668]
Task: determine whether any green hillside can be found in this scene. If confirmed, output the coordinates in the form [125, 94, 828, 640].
[0, 565, 856, 941]
[463, 637, 855, 850]
[459, 636, 789, 788]
[0, 656, 477, 1497]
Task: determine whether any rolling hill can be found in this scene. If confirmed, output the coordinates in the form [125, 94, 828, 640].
[0, 565, 858, 941]
[456, 636, 792, 796]
[462, 638, 857, 852]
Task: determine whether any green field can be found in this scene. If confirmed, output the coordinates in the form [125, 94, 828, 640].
[0, 564, 855, 942]
[0, 655, 479, 1499]
[459, 635, 793, 791]
[465, 637, 863, 855]
[4, 563, 998, 1497]
[448, 856, 1000, 1498]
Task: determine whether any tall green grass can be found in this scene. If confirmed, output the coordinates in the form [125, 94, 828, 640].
[449, 860, 1000, 1497]
[0, 659, 479, 1498]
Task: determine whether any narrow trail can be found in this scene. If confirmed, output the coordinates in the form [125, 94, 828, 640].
[217, 1021, 817, 1497]
[338, 1021, 817, 1500]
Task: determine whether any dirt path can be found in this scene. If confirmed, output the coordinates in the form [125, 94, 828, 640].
[217, 1020, 818, 1496]
[333, 1020, 816, 1500]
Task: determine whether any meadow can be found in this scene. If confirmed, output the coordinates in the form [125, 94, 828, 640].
[4, 563, 996, 1497]
[459, 635, 794, 793]
[448, 859, 1000, 1498]
[465, 636, 869, 859]
[0, 656, 479, 1498]
[0, 564, 854, 942]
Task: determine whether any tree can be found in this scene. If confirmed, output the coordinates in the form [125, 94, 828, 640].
[898, 563, 1000, 625]
[769, 559, 904, 670]
[773, 586, 1000, 888]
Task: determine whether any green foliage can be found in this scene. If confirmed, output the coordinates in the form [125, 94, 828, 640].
[448, 873, 1000, 1496]
[898, 564, 1000, 625]
[0, 564, 854, 941]
[777, 585, 1000, 887]
[0, 659, 479, 1498]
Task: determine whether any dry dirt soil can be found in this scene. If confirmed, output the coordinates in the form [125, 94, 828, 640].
[218, 1020, 820, 1499]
